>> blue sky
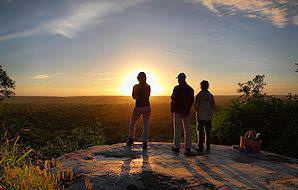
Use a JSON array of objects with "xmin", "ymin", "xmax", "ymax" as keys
[{"xmin": 0, "ymin": 0, "xmax": 297, "ymax": 96}]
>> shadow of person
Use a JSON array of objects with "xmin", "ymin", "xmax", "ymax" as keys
[
  {"xmin": 255, "ymin": 158, "xmax": 298, "ymax": 177},
  {"xmin": 141, "ymin": 151, "xmax": 150, "ymax": 173},
  {"xmin": 194, "ymin": 157, "xmax": 268, "ymax": 190},
  {"xmin": 178, "ymin": 155, "xmax": 220, "ymax": 189},
  {"xmin": 120, "ymin": 158, "xmax": 132, "ymax": 176}
]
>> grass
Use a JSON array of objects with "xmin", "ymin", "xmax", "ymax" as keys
[{"xmin": 0, "ymin": 131, "xmax": 93, "ymax": 190}]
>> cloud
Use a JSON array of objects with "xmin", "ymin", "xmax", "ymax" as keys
[
  {"xmin": 95, "ymin": 73, "xmax": 114, "ymax": 82},
  {"xmin": 247, "ymin": 14, "xmax": 258, "ymax": 19},
  {"xmin": 32, "ymin": 74, "xmax": 49, "ymax": 80},
  {"xmin": 96, "ymin": 72, "xmax": 114, "ymax": 76},
  {"xmin": 0, "ymin": 0, "xmax": 145, "ymax": 41},
  {"xmin": 97, "ymin": 77, "xmax": 114, "ymax": 81},
  {"xmin": 0, "ymin": 27, "xmax": 42, "ymax": 41},
  {"xmin": 185, "ymin": 0, "xmax": 296, "ymax": 28},
  {"xmin": 293, "ymin": 15, "xmax": 298, "ymax": 25},
  {"xmin": 200, "ymin": 0, "xmax": 220, "ymax": 14}
]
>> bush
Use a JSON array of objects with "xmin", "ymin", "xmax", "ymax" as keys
[
  {"xmin": 212, "ymin": 95, "xmax": 298, "ymax": 157},
  {"xmin": 41, "ymin": 121, "xmax": 106, "ymax": 159}
]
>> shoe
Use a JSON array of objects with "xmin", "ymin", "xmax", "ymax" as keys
[
  {"xmin": 142, "ymin": 141, "xmax": 148, "ymax": 151},
  {"xmin": 196, "ymin": 147, "xmax": 204, "ymax": 154},
  {"xmin": 184, "ymin": 148, "xmax": 192, "ymax": 156},
  {"xmin": 205, "ymin": 145, "xmax": 211, "ymax": 153},
  {"xmin": 126, "ymin": 137, "xmax": 134, "ymax": 147},
  {"xmin": 171, "ymin": 147, "xmax": 180, "ymax": 153}
]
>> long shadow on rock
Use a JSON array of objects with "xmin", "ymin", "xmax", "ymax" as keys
[{"xmin": 194, "ymin": 157, "xmax": 268, "ymax": 190}]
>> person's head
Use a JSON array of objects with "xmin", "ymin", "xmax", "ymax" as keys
[
  {"xmin": 200, "ymin": 80, "xmax": 209, "ymax": 91},
  {"xmin": 177, "ymin": 73, "xmax": 186, "ymax": 85},
  {"xmin": 137, "ymin": 72, "xmax": 147, "ymax": 84}
]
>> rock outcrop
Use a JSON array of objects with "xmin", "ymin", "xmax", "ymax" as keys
[{"xmin": 56, "ymin": 142, "xmax": 298, "ymax": 190}]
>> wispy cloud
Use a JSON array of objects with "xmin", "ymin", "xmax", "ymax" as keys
[
  {"xmin": 45, "ymin": 0, "xmax": 144, "ymax": 38},
  {"xmin": 32, "ymin": 74, "xmax": 49, "ymax": 80},
  {"xmin": 96, "ymin": 72, "xmax": 114, "ymax": 76},
  {"xmin": 0, "ymin": 0, "xmax": 144, "ymax": 41},
  {"xmin": 184, "ymin": 0, "xmax": 297, "ymax": 28},
  {"xmin": 97, "ymin": 77, "xmax": 114, "ymax": 81},
  {"xmin": 95, "ymin": 73, "xmax": 114, "ymax": 83},
  {"xmin": 0, "ymin": 28, "xmax": 42, "ymax": 41}
]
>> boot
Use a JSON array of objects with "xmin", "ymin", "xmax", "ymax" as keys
[
  {"xmin": 196, "ymin": 145, "xmax": 204, "ymax": 154},
  {"xmin": 184, "ymin": 148, "xmax": 192, "ymax": 156},
  {"xmin": 171, "ymin": 147, "xmax": 180, "ymax": 153},
  {"xmin": 205, "ymin": 145, "xmax": 211, "ymax": 153},
  {"xmin": 142, "ymin": 141, "xmax": 148, "ymax": 151},
  {"xmin": 126, "ymin": 137, "xmax": 134, "ymax": 147}
]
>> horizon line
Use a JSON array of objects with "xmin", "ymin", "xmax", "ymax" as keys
[{"xmin": 11, "ymin": 94, "xmax": 292, "ymax": 98}]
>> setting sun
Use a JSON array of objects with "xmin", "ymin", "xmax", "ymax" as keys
[{"xmin": 119, "ymin": 70, "xmax": 162, "ymax": 96}]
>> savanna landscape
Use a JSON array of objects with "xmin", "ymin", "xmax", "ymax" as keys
[
  {"xmin": 1, "ymin": 75, "xmax": 297, "ymax": 189},
  {"xmin": 1, "ymin": 0, "xmax": 298, "ymax": 189}
]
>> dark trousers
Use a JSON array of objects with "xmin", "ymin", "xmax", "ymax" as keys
[{"xmin": 197, "ymin": 120, "xmax": 212, "ymax": 149}]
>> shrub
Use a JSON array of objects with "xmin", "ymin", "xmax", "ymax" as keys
[
  {"xmin": 212, "ymin": 95, "xmax": 298, "ymax": 157},
  {"xmin": 41, "ymin": 121, "xmax": 106, "ymax": 159}
]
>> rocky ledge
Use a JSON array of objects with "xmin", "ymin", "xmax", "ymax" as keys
[{"xmin": 56, "ymin": 142, "xmax": 298, "ymax": 190}]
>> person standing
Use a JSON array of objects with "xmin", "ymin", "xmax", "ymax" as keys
[
  {"xmin": 127, "ymin": 72, "xmax": 151, "ymax": 151},
  {"xmin": 194, "ymin": 80, "xmax": 215, "ymax": 153},
  {"xmin": 171, "ymin": 73, "xmax": 194, "ymax": 155}
]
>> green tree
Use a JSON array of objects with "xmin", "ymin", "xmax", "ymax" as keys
[
  {"xmin": 0, "ymin": 66, "xmax": 15, "ymax": 101},
  {"xmin": 237, "ymin": 74, "xmax": 265, "ymax": 97}
]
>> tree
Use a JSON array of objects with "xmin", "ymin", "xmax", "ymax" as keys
[
  {"xmin": 237, "ymin": 74, "xmax": 266, "ymax": 97},
  {"xmin": 0, "ymin": 65, "xmax": 15, "ymax": 101}
]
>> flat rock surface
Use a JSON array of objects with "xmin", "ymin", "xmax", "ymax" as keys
[{"xmin": 56, "ymin": 142, "xmax": 298, "ymax": 190}]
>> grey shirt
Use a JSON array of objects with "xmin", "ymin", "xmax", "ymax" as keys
[{"xmin": 194, "ymin": 90, "xmax": 215, "ymax": 121}]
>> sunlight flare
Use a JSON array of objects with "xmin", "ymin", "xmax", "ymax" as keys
[{"xmin": 119, "ymin": 69, "xmax": 162, "ymax": 96}]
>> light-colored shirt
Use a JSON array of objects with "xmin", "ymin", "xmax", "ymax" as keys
[{"xmin": 194, "ymin": 90, "xmax": 215, "ymax": 121}]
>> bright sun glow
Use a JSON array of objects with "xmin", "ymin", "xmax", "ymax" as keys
[{"xmin": 119, "ymin": 70, "xmax": 162, "ymax": 96}]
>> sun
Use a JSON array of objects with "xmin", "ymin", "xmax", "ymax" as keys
[{"xmin": 119, "ymin": 70, "xmax": 162, "ymax": 96}]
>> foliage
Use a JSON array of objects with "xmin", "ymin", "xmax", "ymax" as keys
[
  {"xmin": 0, "ymin": 131, "xmax": 88, "ymax": 190},
  {"xmin": 237, "ymin": 74, "xmax": 265, "ymax": 97},
  {"xmin": 0, "ymin": 65, "xmax": 15, "ymax": 101},
  {"xmin": 0, "ymin": 132, "xmax": 56, "ymax": 190},
  {"xmin": 1, "ymin": 164, "xmax": 58, "ymax": 190},
  {"xmin": 0, "ymin": 103, "xmax": 171, "ymax": 158},
  {"xmin": 1, "ymin": 92, "xmax": 297, "ymax": 159},
  {"xmin": 212, "ymin": 95, "xmax": 298, "ymax": 157},
  {"xmin": 0, "ymin": 131, "xmax": 32, "ymax": 170},
  {"xmin": 41, "ymin": 122, "xmax": 106, "ymax": 159}
]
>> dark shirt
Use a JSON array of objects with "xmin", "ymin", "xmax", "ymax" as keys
[
  {"xmin": 132, "ymin": 83, "xmax": 151, "ymax": 107},
  {"xmin": 171, "ymin": 82, "xmax": 194, "ymax": 115}
]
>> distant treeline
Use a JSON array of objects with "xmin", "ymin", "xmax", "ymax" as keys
[
  {"xmin": 1, "ymin": 95, "xmax": 297, "ymax": 159},
  {"xmin": 5, "ymin": 95, "xmax": 236, "ymax": 105}
]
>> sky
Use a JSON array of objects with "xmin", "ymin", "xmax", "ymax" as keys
[{"xmin": 1, "ymin": 0, "xmax": 297, "ymax": 96}]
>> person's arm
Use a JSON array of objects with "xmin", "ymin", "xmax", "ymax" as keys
[
  {"xmin": 170, "ymin": 87, "xmax": 177, "ymax": 113},
  {"xmin": 132, "ymin": 85, "xmax": 138, "ymax": 99},
  {"xmin": 194, "ymin": 94, "xmax": 200, "ymax": 120},
  {"xmin": 148, "ymin": 85, "xmax": 151, "ymax": 97},
  {"xmin": 211, "ymin": 94, "xmax": 215, "ymax": 112},
  {"xmin": 190, "ymin": 89, "xmax": 194, "ymax": 107},
  {"xmin": 194, "ymin": 94, "xmax": 200, "ymax": 111}
]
